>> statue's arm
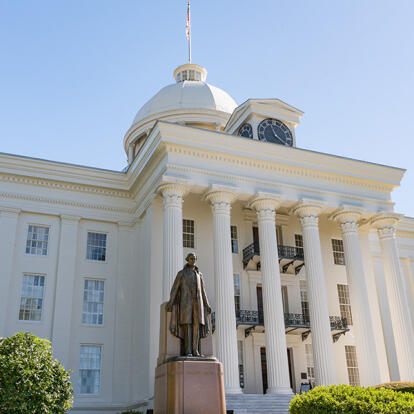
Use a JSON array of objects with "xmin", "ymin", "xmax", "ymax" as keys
[
  {"xmin": 200, "ymin": 274, "xmax": 211, "ymax": 313},
  {"xmin": 167, "ymin": 272, "xmax": 181, "ymax": 311}
]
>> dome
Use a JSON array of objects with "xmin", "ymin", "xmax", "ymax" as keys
[
  {"xmin": 124, "ymin": 63, "xmax": 238, "ymax": 163},
  {"xmin": 131, "ymin": 63, "xmax": 237, "ymax": 127}
]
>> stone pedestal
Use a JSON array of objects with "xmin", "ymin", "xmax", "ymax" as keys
[
  {"xmin": 154, "ymin": 360, "xmax": 226, "ymax": 414},
  {"xmin": 154, "ymin": 303, "xmax": 225, "ymax": 414}
]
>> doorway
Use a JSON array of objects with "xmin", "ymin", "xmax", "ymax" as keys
[{"xmin": 260, "ymin": 347, "xmax": 295, "ymax": 393}]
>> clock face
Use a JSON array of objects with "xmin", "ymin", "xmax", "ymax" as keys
[
  {"xmin": 238, "ymin": 123, "xmax": 253, "ymax": 138},
  {"xmin": 257, "ymin": 119, "xmax": 293, "ymax": 146}
]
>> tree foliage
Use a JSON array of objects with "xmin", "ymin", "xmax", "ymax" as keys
[
  {"xmin": 0, "ymin": 332, "xmax": 73, "ymax": 413},
  {"xmin": 289, "ymin": 384, "xmax": 414, "ymax": 414}
]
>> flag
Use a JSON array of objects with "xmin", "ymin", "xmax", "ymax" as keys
[{"xmin": 186, "ymin": 1, "xmax": 191, "ymax": 40}]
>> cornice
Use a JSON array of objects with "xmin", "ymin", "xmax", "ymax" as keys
[
  {"xmin": 162, "ymin": 140, "xmax": 398, "ymax": 193},
  {"xmin": 165, "ymin": 164, "xmax": 395, "ymax": 211},
  {"xmin": 0, "ymin": 173, "xmax": 131, "ymax": 199},
  {"xmin": 0, "ymin": 190, "xmax": 135, "ymax": 214}
]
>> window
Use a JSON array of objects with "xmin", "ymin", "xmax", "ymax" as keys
[
  {"xmin": 237, "ymin": 340, "xmax": 245, "ymax": 389},
  {"xmin": 337, "ymin": 284, "xmax": 353, "ymax": 325},
  {"xmin": 19, "ymin": 275, "xmax": 45, "ymax": 321},
  {"xmin": 231, "ymin": 225, "xmax": 238, "ymax": 253},
  {"xmin": 82, "ymin": 280, "xmax": 105, "ymax": 325},
  {"xmin": 86, "ymin": 232, "xmax": 107, "ymax": 261},
  {"xmin": 281, "ymin": 285, "xmax": 289, "ymax": 314},
  {"xmin": 183, "ymin": 219, "xmax": 194, "ymax": 248},
  {"xmin": 234, "ymin": 274, "xmax": 241, "ymax": 316},
  {"xmin": 276, "ymin": 225, "xmax": 283, "ymax": 246},
  {"xmin": 345, "ymin": 345, "xmax": 360, "ymax": 386},
  {"xmin": 78, "ymin": 345, "xmax": 102, "ymax": 394},
  {"xmin": 295, "ymin": 234, "xmax": 304, "ymax": 257},
  {"xmin": 300, "ymin": 280, "xmax": 310, "ymax": 323},
  {"xmin": 305, "ymin": 344, "xmax": 315, "ymax": 387},
  {"xmin": 25, "ymin": 225, "xmax": 49, "ymax": 255},
  {"xmin": 332, "ymin": 239, "xmax": 345, "ymax": 265}
]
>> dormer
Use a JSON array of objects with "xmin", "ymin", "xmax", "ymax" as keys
[{"xmin": 224, "ymin": 99, "xmax": 303, "ymax": 147}]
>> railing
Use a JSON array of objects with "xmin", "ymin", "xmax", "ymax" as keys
[
  {"xmin": 242, "ymin": 242, "xmax": 304, "ymax": 266},
  {"xmin": 212, "ymin": 310, "xmax": 347, "ymax": 331}
]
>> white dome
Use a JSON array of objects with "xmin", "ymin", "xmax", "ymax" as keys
[{"xmin": 131, "ymin": 63, "xmax": 237, "ymax": 127}]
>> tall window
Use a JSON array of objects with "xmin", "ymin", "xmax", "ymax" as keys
[
  {"xmin": 281, "ymin": 286, "xmax": 289, "ymax": 314},
  {"xmin": 19, "ymin": 275, "xmax": 45, "ymax": 321},
  {"xmin": 237, "ymin": 340, "xmax": 245, "ymax": 389},
  {"xmin": 86, "ymin": 232, "xmax": 107, "ymax": 261},
  {"xmin": 230, "ymin": 225, "xmax": 238, "ymax": 253},
  {"xmin": 25, "ymin": 225, "xmax": 49, "ymax": 256},
  {"xmin": 337, "ymin": 284, "xmax": 353, "ymax": 325},
  {"xmin": 305, "ymin": 343, "xmax": 315, "ymax": 386},
  {"xmin": 233, "ymin": 274, "xmax": 241, "ymax": 316},
  {"xmin": 78, "ymin": 345, "xmax": 102, "ymax": 394},
  {"xmin": 82, "ymin": 280, "xmax": 105, "ymax": 325},
  {"xmin": 183, "ymin": 219, "xmax": 195, "ymax": 248},
  {"xmin": 345, "ymin": 345, "xmax": 360, "ymax": 386},
  {"xmin": 300, "ymin": 280, "xmax": 310, "ymax": 322},
  {"xmin": 332, "ymin": 239, "xmax": 345, "ymax": 265},
  {"xmin": 295, "ymin": 234, "xmax": 304, "ymax": 257}
]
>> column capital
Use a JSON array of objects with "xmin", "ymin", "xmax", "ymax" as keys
[
  {"xmin": 330, "ymin": 207, "xmax": 364, "ymax": 234},
  {"xmin": 60, "ymin": 214, "xmax": 81, "ymax": 223},
  {"xmin": 0, "ymin": 207, "xmax": 21, "ymax": 218},
  {"xmin": 204, "ymin": 184, "xmax": 238, "ymax": 210},
  {"xmin": 371, "ymin": 212, "xmax": 402, "ymax": 240},
  {"xmin": 158, "ymin": 177, "xmax": 189, "ymax": 208},
  {"xmin": 291, "ymin": 199, "xmax": 324, "ymax": 227},
  {"xmin": 248, "ymin": 192, "xmax": 281, "ymax": 212}
]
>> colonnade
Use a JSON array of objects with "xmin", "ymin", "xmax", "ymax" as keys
[{"xmin": 157, "ymin": 182, "xmax": 414, "ymax": 392}]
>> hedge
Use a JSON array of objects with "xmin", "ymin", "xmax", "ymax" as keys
[
  {"xmin": 289, "ymin": 384, "xmax": 414, "ymax": 414},
  {"xmin": 0, "ymin": 332, "xmax": 73, "ymax": 414},
  {"xmin": 375, "ymin": 382, "xmax": 414, "ymax": 395}
]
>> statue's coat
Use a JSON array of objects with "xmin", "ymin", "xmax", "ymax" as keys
[{"xmin": 169, "ymin": 264, "xmax": 211, "ymax": 339}]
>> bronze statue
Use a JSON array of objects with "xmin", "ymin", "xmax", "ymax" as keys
[{"xmin": 166, "ymin": 252, "xmax": 211, "ymax": 356}]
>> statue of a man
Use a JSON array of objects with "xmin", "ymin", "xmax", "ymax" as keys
[{"xmin": 166, "ymin": 253, "xmax": 211, "ymax": 356}]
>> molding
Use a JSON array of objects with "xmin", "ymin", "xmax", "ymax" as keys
[
  {"xmin": 0, "ymin": 190, "xmax": 135, "ymax": 214},
  {"xmin": 0, "ymin": 173, "xmax": 131, "ymax": 199}
]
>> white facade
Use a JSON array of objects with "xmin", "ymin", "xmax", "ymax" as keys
[{"xmin": 1, "ymin": 63, "xmax": 414, "ymax": 413}]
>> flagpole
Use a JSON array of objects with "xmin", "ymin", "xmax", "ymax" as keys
[{"xmin": 187, "ymin": 1, "xmax": 191, "ymax": 63}]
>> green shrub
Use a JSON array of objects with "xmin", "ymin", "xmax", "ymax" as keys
[
  {"xmin": 375, "ymin": 382, "xmax": 414, "ymax": 395},
  {"xmin": 0, "ymin": 332, "xmax": 73, "ymax": 413},
  {"xmin": 289, "ymin": 384, "xmax": 414, "ymax": 414}
]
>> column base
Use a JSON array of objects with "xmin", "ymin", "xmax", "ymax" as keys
[
  {"xmin": 225, "ymin": 386, "xmax": 243, "ymax": 394},
  {"xmin": 266, "ymin": 385, "xmax": 293, "ymax": 395}
]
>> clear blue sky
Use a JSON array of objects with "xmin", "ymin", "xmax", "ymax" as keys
[{"xmin": 1, "ymin": 1, "xmax": 413, "ymax": 216}]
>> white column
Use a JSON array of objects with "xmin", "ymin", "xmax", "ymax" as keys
[
  {"xmin": 51, "ymin": 215, "xmax": 80, "ymax": 368},
  {"xmin": 250, "ymin": 194, "xmax": 291, "ymax": 394},
  {"xmin": 292, "ymin": 201, "xmax": 337, "ymax": 385},
  {"xmin": 0, "ymin": 207, "xmax": 20, "ymax": 336},
  {"xmin": 372, "ymin": 213, "xmax": 414, "ymax": 380},
  {"xmin": 159, "ymin": 182, "xmax": 187, "ymax": 301},
  {"xmin": 332, "ymin": 209, "xmax": 381, "ymax": 385},
  {"xmin": 205, "ymin": 185, "xmax": 241, "ymax": 394}
]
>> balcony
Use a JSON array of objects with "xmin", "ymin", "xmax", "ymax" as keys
[
  {"xmin": 242, "ymin": 242, "xmax": 305, "ymax": 274},
  {"xmin": 212, "ymin": 311, "xmax": 349, "ymax": 342}
]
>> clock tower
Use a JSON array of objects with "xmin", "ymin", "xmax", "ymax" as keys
[{"xmin": 224, "ymin": 98, "xmax": 303, "ymax": 147}]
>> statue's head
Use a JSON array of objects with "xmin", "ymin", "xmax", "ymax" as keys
[{"xmin": 185, "ymin": 252, "xmax": 197, "ymax": 266}]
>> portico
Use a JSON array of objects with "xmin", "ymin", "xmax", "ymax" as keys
[{"xmin": 151, "ymin": 132, "xmax": 407, "ymax": 392}]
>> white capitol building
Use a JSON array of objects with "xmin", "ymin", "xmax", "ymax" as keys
[{"xmin": 1, "ymin": 62, "xmax": 414, "ymax": 413}]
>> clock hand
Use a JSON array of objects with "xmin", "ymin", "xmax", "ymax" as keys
[{"xmin": 270, "ymin": 125, "xmax": 284, "ymax": 145}]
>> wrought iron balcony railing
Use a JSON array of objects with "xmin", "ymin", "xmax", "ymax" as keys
[
  {"xmin": 242, "ymin": 242, "xmax": 305, "ymax": 273},
  {"xmin": 212, "ymin": 310, "xmax": 348, "ymax": 332}
]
